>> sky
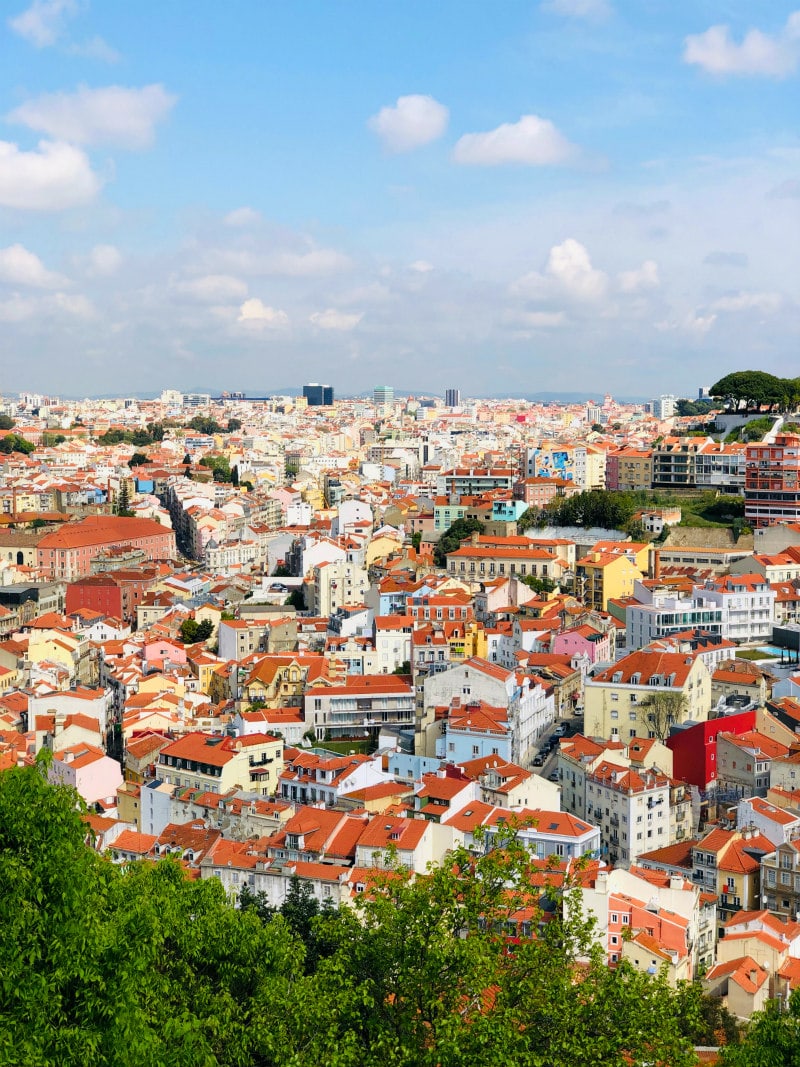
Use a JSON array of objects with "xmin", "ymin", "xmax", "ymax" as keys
[{"xmin": 0, "ymin": 0, "xmax": 798, "ymax": 400}]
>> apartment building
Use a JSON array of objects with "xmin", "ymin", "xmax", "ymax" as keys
[
  {"xmin": 157, "ymin": 732, "xmax": 284, "ymax": 796},
  {"xmin": 745, "ymin": 433, "xmax": 800, "ymax": 528},
  {"xmin": 584, "ymin": 648, "xmax": 711, "ymax": 744}
]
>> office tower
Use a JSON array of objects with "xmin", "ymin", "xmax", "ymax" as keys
[
  {"xmin": 374, "ymin": 385, "xmax": 394, "ymax": 407},
  {"xmin": 303, "ymin": 383, "xmax": 334, "ymax": 406},
  {"xmin": 650, "ymin": 395, "xmax": 676, "ymax": 419},
  {"xmin": 445, "ymin": 388, "xmax": 461, "ymax": 408}
]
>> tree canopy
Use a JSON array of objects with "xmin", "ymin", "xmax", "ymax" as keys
[
  {"xmin": 0, "ymin": 432, "xmax": 35, "ymax": 455},
  {"xmin": 546, "ymin": 489, "xmax": 639, "ymax": 531},
  {"xmin": 434, "ymin": 517, "xmax": 484, "ymax": 567},
  {"xmin": 0, "ymin": 761, "xmax": 759, "ymax": 1067},
  {"xmin": 709, "ymin": 371, "xmax": 800, "ymax": 414}
]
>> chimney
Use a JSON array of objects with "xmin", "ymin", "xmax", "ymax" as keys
[{"xmin": 750, "ymin": 968, "xmax": 758, "ymax": 986}]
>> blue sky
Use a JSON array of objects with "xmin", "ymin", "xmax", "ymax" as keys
[{"xmin": 0, "ymin": 0, "xmax": 798, "ymax": 398}]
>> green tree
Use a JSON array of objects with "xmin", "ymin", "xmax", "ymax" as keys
[
  {"xmin": 128, "ymin": 452, "xmax": 149, "ymax": 467},
  {"xmin": 200, "ymin": 454, "xmax": 233, "ymax": 483},
  {"xmin": 231, "ymin": 464, "xmax": 240, "ymax": 487},
  {"xmin": 0, "ymin": 763, "xmax": 711, "ymax": 1067},
  {"xmin": 115, "ymin": 481, "xmax": 135, "ymax": 517},
  {"xmin": 286, "ymin": 588, "xmax": 305, "ymax": 610},
  {"xmin": 675, "ymin": 398, "xmax": 715, "ymax": 417},
  {"xmin": 721, "ymin": 988, "xmax": 800, "ymax": 1066},
  {"xmin": 0, "ymin": 432, "xmax": 35, "ymax": 455},
  {"xmin": 186, "ymin": 415, "xmax": 223, "ymax": 435},
  {"xmin": 195, "ymin": 619, "xmax": 214, "ymax": 641},
  {"xmin": 547, "ymin": 489, "xmax": 637, "ymax": 531},
  {"xmin": 674, "ymin": 984, "xmax": 740, "ymax": 1048},
  {"xmin": 301, "ymin": 831, "xmax": 701, "ymax": 1067},
  {"xmin": 227, "ymin": 417, "xmax": 242, "ymax": 432},
  {"xmin": 179, "ymin": 618, "xmax": 200, "ymax": 643},
  {"xmin": 638, "ymin": 690, "xmax": 688, "ymax": 741},
  {"xmin": 434, "ymin": 516, "xmax": 484, "ymax": 567},
  {"xmin": 0, "ymin": 413, "xmax": 15, "ymax": 429},
  {"xmin": 521, "ymin": 574, "xmax": 555, "ymax": 595},
  {"xmin": 710, "ymin": 370, "xmax": 787, "ymax": 413}
]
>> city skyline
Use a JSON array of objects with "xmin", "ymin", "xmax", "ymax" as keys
[{"xmin": 1, "ymin": 1, "xmax": 797, "ymax": 397}]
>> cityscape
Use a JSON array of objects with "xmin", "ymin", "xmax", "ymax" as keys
[{"xmin": 2, "ymin": 1, "xmax": 798, "ymax": 1064}]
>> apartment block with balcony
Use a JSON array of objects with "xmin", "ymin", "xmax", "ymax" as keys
[
  {"xmin": 157, "ymin": 732, "xmax": 284, "ymax": 797},
  {"xmin": 692, "ymin": 827, "xmax": 773, "ymax": 928},
  {"xmin": 305, "ymin": 674, "xmax": 415, "ymax": 741},
  {"xmin": 745, "ymin": 433, "xmax": 800, "ymax": 528},
  {"xmin": 693, "ymin": 574, "xmax": 777, "ymax": 644},
  {"xmin": 584, "ymin": 761, "xmax": 672, "ymax": 868},
  {"xmin": 761, "ymin": 840, "xmax": 800, "ymax": 919}
]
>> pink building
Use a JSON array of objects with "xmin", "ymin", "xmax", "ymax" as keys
[
  {"xmin": 552, "ymin": 623, "xmax": 613, "ymax": 664},
  {"xmin": 49, "ymin": 742, "xmax": 123, "ymax": 807}
]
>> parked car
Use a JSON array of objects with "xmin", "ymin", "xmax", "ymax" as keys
[
  {"xmin": 532, "ymin": 753, "xmax": 545, "ymax": 767},
  {"xmin": 548, "ymin": 771, "xmax": 560, "ymax": 782}
]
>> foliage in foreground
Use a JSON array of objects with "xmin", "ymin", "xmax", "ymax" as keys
[{"xmin": 0, "ymin": 762, "xmax": 754, "ymax": 1066}]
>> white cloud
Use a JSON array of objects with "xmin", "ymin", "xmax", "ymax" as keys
[
  {"xmin": 86, "ymin": 244, "xmax": 122, "ymax": 277},
  {"xmin": 545, "ymin": 238, "xmax": 609, "ymax": 300},
  {"xmin": 0, "ymin": 139, "xmax": 101, "ymax": 210},
  {"xmin": 175, "ymin": 274, "xmax": 248, "ymax": 303},
  {"xmin": 0, "ymin": 294, "xmax": 37, "ymax": 322},
  {"xmin": 656, "ymin": 312, "xmax": 717, "ymax": 337},
  {"xmin": 237, "ymin": 298, "xmax": 288, "ymax": 328},
  {"xmin": 617, "ymin": 259, "xmax": 660, "ymax": 293},
  {"xmin": 711, "ymin": 290, "xmax": 783, "ymax": 313},
  {"xmin": 684, "ymin": 12, "xmax": 800, "ymax": 78},
  {"xmin": 68, "ymin": 35, "xmax": 120, "ymax": 63},
  {"xmin": 8, "ymin": 0, "xmax": 77, "ymax": 47},
  {"xmin": 409, "ymin": 259, "xmax": 434, "ymax": 273},
  {"xmin": 453, "ymin": 114, "xmax": 577, "ymax": 167},
  {"xmin": 8, "ymin": 84, "xmax": 177, "ymax": 149},
  {"xmin": 52, "ymin": 291, "xmax": 95, "ymax": 318},
  {"xmin": 309, "ymin": 308, "xmax": 364, "ymax": 331},
  {"xmin": 541, "ymin": 0, "xmax": 612, "ymax": 20},
  {"xmin": 215, "ymin": 246, "xmax": 351, "ymax": 277},
  {"xmin": 224, "ymin": 206, "xmax": 262, "ymax": 227},
  {"xmin": 368, "ymin": 94, "xmax": 449, "ymax": 153},
  {"xmin": 268, "ymin": 248, "xmax": 350, "ymax": 276},
  {"xmin": 0, "ymin": 244, "xmax": 67, "ymax": 288},
  {"xmin": 514, "ymin": 310, "xmax": 567, "ymax": 328}
]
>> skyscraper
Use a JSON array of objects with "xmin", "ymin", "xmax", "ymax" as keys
[
  {"xmin": 373, "ymin": 385, "xmax": 394, "ymax": 407},
  {"xmin": 445, "ymin": 388, "xmax": 461, "ymax": 408},
  {"xmin": 303, "ymin": 383, "xmax": 334, "ymax": 406}
]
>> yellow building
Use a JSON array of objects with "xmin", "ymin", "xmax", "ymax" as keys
[
  {"xmin": 157, "ymin": 731, "xmax": 284, "ymax": 796},
  {"xmin": 575, "ymin": 547, "xmax": 648, "ymax": 611},
  {"xmin": 585, "ymin": 648, "xmax": 711, "ymax": 743}
]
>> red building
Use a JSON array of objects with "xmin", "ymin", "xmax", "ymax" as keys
[
  {"xmin": 66, "ymin": 567, "xmax": 159, "ymax": 625},
  {"xmin": 745, "ymin": 433, "xmax": 800, "ymax": 528},
  {"xmin": 666, "ymin": 707, "xmax": 756, "ymax": 789},
  {"xmin": 37, "ymin": 516, "xmax": 176, "ymax": 581}
]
